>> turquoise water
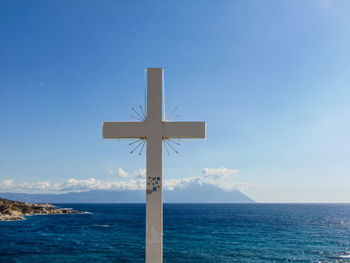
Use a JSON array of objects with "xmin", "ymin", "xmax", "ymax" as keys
[{"xmin": 1, "ymin": 204, "xmax": 350, "ymax": 262}]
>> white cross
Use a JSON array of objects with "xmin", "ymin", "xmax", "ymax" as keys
[{"xmin": 103, "ymin": 68, "xmax": 206, "ymax": 263}]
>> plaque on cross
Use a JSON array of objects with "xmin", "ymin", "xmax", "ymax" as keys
[{"xmin": 102, "ymin": 68, "xmax": 206, "ymax": 263}]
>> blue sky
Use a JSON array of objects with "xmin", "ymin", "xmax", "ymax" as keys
[{"xmin": 0, "ymin": 0, "xmax": 349, "ymax": 202}]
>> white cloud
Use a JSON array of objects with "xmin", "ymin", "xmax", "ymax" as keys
[
  {"xmin": 202, "ymin": 167, "xmax": 239, "ymax": 177},
  {"xmin": 0, "ymin": 167, "xmax": 259, "ymax": 193},
  {"xmin": 2, "ymin": 179, "xmax": 13, "ymax": 187},
  {"xmin": 56, "ymin": 177, "xmax": 146, "ymax": 191},
  {"xmin": 0, "ymin": 178, "xmax": 146, "ymax": 193},
  {"xmin": 107, "ymin": 168, "xmax": 146, "ymax": 179},
  {"xmin": 163, "ymin": 168, "xmax": 258, "ymax": 192},
  {"xmin": 18, "ymin": 181, "xmax": 51, "ymax": 190},
  {"xmin": 132, "ymin": 169, "xmax": 146, "ymax": 179},
  {"xmin": 117, "ymin": 168, "xmax": 129, "ymax": 178}
]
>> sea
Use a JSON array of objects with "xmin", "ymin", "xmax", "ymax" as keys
[{"xmin": 1, "ymin": 204, "xmax": 350, "ymax": 262}]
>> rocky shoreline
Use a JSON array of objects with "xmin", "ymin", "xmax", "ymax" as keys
[{"xmin": 0, "ymin": 198, "xmax": 83, "ymax": 221}]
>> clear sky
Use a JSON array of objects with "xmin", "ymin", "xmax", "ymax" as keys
[{"xmin": 0, "ymin": 0, "xmax": 349, "ymax": 202}]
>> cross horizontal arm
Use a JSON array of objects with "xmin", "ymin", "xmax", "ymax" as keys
[
  {"xmin": 162, "ymin": 121, "xmax": 206, "ymax": 139},
  {"xmin": 103, "ymin": 122, "xmax": 147, "ymax": 139}
]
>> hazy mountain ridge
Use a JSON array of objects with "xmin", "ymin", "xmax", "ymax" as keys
[{"xmin": 0, "ymin": 184, "xmax": 255, "ymax": 203}]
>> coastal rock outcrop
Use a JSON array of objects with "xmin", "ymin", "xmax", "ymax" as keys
[{"xmin": 0, "ymin": 198, "xmax": 82, "ymax": 221}]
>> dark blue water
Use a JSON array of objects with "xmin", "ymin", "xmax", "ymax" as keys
[{"xmin": 1, "ymin": 204, "xmax": 350, "ymax": 262}]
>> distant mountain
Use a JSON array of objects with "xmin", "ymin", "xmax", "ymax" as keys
[
  {"xmin": 0, "ymin": 184, "xmax": 255, "ymax": 203},
  {"xmin": 165, "ymin": 184, "xmax": 255, "ymax": 203}
]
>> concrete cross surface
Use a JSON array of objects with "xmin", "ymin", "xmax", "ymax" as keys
[{"xmin": 102, "ymin": 68, "xmax": 206, "ymax": 263}]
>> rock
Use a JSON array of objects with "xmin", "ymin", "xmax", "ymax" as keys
[{"xmin": 0, "ymin": 198, "xmax": 83, "ymax": 221}]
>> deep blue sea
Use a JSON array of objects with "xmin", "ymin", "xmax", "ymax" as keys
[{"xmin": 1, "ymin": 204, "xmax": 350, "ymax": 262}]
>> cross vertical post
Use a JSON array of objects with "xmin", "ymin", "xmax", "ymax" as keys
[{"xmin": 146, "ymin": 68, "xmax": 163, "ymax": 263}]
